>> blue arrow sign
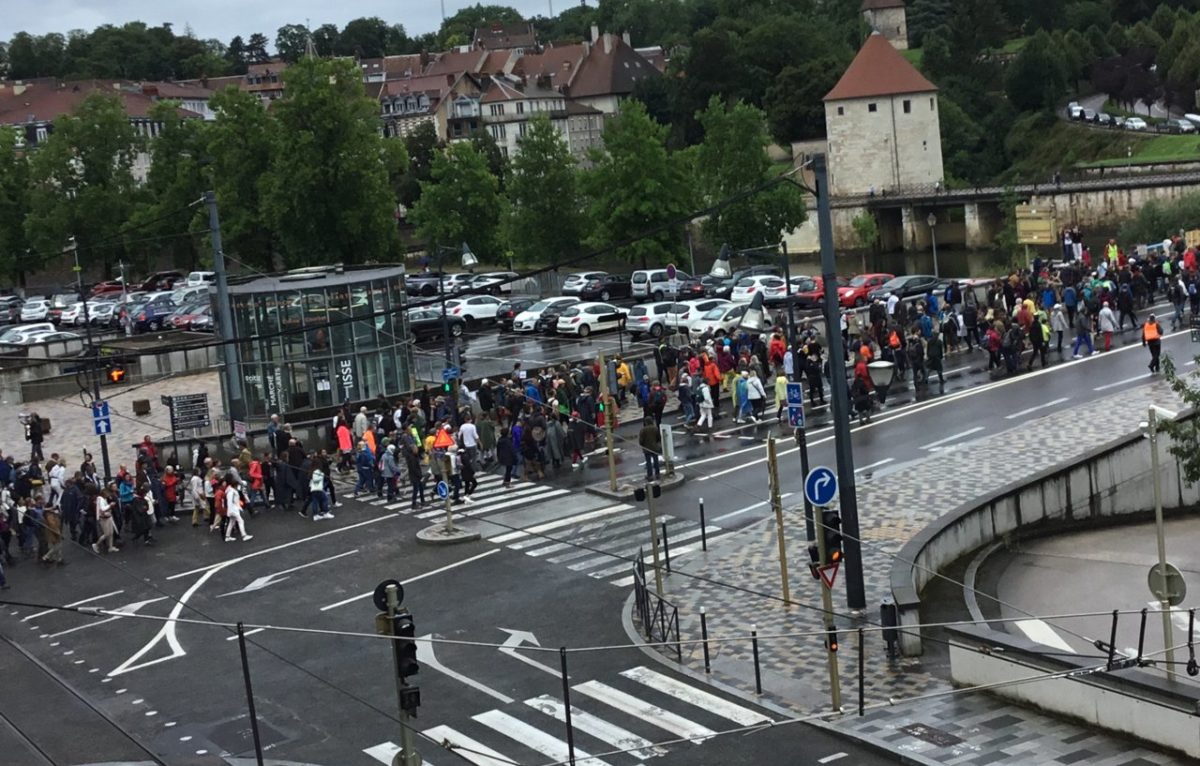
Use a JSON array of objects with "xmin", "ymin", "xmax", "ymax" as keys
[
  {"xmin": 93, "ymin": 417, "xmax": 112, "ymax": 436},
  {"xmin": 786, "ymin": 382, "xmax": 804, "ymax": 406},
  {"xmin": 788, "ymin": 405, "xmax": 805, "ymax": 428},
  {"xmin": 435, "ymin": 480, "xmax": 449, "ymax": 499},
  {"xmin": 804, "ymin": 466, "xmax": 838, "ymax": 507}
]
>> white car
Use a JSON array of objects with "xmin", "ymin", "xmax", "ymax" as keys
[
  {"xmin": 556, "ymin": 302, "xmax": 627, "ymax": 337},
  {"xmin": 467, "ymin": 271, "xmax": 520, "ymax": 295},
  {"xmin": 185, "ymin": 271, "xmax": 216, "ymax": 287},
  {"xmin": 1124, "ymin": 117, "xmax": 1148, "ymax": 131},
  {"xmin": 444, "ymin": 295, "xmax": 504, "ymax": 324},
  {"xmin": 626, "ymin": 302, "xmax": 675, "ymax": 339},
  {"xmin": 665, "ymin": 299, "xmax": 731, "ymax": 330},
  {"xmin": 0, "ymin": 328, "xmax": 64, "ymax": 345},
  {"xmin": 171, "ymin": 285, "xmax": 209, "ymax": 305},
  {"xmin": 58, "ymin": 302, "xmax": 86, "ymax": 325},
  {"xmin": 730, "ymin": 276, "xmax": 788, "ymax": 304},
  {"xmin": 688, "ymin": 304, "xmax": 748, "ymax": 338},
  {"xmin": 20, "ymin": 300, "xmax": 51, "ymax": 322},
  {"xmin": 561, "ymin": 271, "xmax": 608, "ymax": 296},
  {"xmin": 441, "ymin": 274, "xmax": 475, "ymax": 293},
  {"xmin": 0, "ymin": 323, "xmax": 55, "ymax": 343},
  {"xmin": 512, "ymin": 297, "xmax": 579, "ymax": 332}
]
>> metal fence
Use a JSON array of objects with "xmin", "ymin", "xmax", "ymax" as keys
[{"xmin": 632, "ymin": 548, "xmax": 682, "ymax": 662}]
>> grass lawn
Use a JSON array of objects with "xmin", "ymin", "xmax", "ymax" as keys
[
  {"xmin": 901, "ymin": 48, "xmax": 923, "ymax": 68},
  {"xmin": 1078, "ymin": 134, "xmax": 1200, "ymax": 167},
  {"xmin": 1000, "ymin": 37, "xmax": 1029, "ymax": 54}
]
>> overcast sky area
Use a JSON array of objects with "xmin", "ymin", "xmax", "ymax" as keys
[{"xmin": 5, "ymin": 1, "xmax": 572, "ymax": 43}]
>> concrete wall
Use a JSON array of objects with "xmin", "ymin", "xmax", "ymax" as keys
[
  {"xmin": 1031, "ymin": 184, "xmax": 1200, "ymax": 229},
  {"xmin": 865, "ymin": 7, "xmax": 908, "ymax": 49},
  {"xmin": 891, "ymin": 426, "xmax": 1200, "ymax": 656},
  {"xmin": 825, "ymin": 92, "xmax": 943, "ymax": 197},
  {"xmin": 948, "ymin": 624, "xmax": 1200, "ymax": 759}
]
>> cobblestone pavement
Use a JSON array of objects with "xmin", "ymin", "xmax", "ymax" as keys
[
  {"xmin": 641, "ymin": 379, "xmax": 1191, "ymax": 765},
  {"xmin": 7, "ymin": 371, "xmax": 224, "ymax": 466}
]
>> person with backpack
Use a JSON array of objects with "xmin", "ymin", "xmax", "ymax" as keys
[
  {"xmin": 638, "ymin": 417, "xmax": 662, "ymax": 482},
  {"xmin": 907, "ymin": 331, "xmax": 927, "ymax": 385},
  {"xmin": 1071, "ymin": 305, "xmax": 1095, "ymax": 358},
  {"xmin": 747, "ymin": 370, "xmax": 767, "ymax": 421},
  {"xmin": 1027, "ymin": 313, "xmax": 1049, "ymax": 370},
  {"xmin": 647, "ymin": 383, "xmax": 668, "ymax": 427},
  {"xmin": 1001, "ymin": 323, "xmax": 1024, "ymax": 373},
  {"xmin": 1097, "ymin": 300, "xmax": 1118, "ymax": 352}
]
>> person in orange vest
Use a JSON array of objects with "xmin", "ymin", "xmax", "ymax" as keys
[{"xmin": 1142, "ymin": 314, "xmax": 1162, "ymax": 373}]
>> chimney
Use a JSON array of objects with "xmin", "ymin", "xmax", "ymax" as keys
[
  {"xmin": 622, "ymin": 31, "xmax": 631, "ymax": 46},
  {"xmin": 590, "ymin": 25, "xmax": 599, "ymax": 43}
]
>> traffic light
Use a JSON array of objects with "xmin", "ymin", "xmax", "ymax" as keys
[
  {"xmin": 826, "ymin": 627, "xmax": 839, "ymax": 653},
  {"xmin": 807, "ymin": 543, "xmax": 821, "ymax": 580},
  {"xmin": 393, "ymin": 610, "xmax": 419, "ymax": 679},
  {"xmin": 107, "ymin": 364, "xmax": 128, "ymax": 383},
  {"xmin": 821, "ymin": 509, "xmax": 843, "ymax": 564},
  {"xmin": 597, "ymin": 397, "xmax": 605, "ymax": 412}
]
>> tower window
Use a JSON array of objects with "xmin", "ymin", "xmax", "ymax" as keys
[
  {"xmin": 930, "ymin": 97, "xmax": 935, "ymax": 110},
  {"xmin": 837, "ymin": 106, "xmax": 844, "ymax": 116},
  {"xmin": 903, "ymin": 100, "xmax": 911, "ymax": 114},
  {"xmin": 868, "ymin": 103, "xmax": 877, "ymax": 113}
]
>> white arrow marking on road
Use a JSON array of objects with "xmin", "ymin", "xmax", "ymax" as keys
[
  {"xmin": 23, "ymin": 590, "xmax": 124, "ymax": 622},
  {"xmin": 419, "ymin": 633, "xmax": 514, "ymax": 704},
  {"xmin": 1146, "ymin": 600, "xmax": 1193, "ymax": 634},
  {"xmin": 216, "ymin": 550, "xmax": 358, "ymax": 598},
  {"xmin": 499, "ymin": 628, "xmax": 561, "ymax": 677},
  {"xmin": 48, "ymin": 597, "xmax": 169, "ymax": 638}
]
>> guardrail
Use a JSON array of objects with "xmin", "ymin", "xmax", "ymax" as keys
[{"xmin": 632, "ymin": 548, "xmax": 682, "ymax": 662}]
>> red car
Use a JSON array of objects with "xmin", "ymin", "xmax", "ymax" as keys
[
  {"xmin": 837, "ymin": 273, "xmax": 894, "ymax": 308},
  {"xmin": 787, "ymin": 275, "xmax": 848, "ymax": 308},
  {"xmin": 90, "ymin": 280, "xmax": 126, "ymax": 297}
]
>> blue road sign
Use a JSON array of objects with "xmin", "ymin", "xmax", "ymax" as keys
[
  {"xmin": 435, "ymin": 480, "xmax": 449, "ymax": 499},
  {"xmin": 442, "ymin": 366, "xmax": 461, "ymax": 383},
  {"xmin": 788, "ymin": 405, "xmax": 805, "ymax": 428},
  {"xmin": 805, "ymin": 466, "xmax": 838, "ymax": 507},
  {"xmin": 93, "ymin": 417, "xmax": 112, "ymax": 436},
  {"xmin": 91, "ymin": 401, "xmax": 110, "ymax": 419},
  {"xmin": 786, "ymin": 382, "xmax": 805, "ymax": 406}
]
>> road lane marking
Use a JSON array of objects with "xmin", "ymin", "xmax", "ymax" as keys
[
  {"xmin": 620, "ymin": 666, "xmax": 772, "ymax": 726},
  {"xmin": 421, "ymin": 634, "xmax": 515, "ymax": 704},
  {"xmin": 22, "ymin": 590, "xmax": 124, "ymax": 622},
  {"xmin": 819, "ymin": 754, "xmax": 849, "ymax": 763},
  {"xmin": 47, "ymin": 597, "xmax": 170, "ymax": 638},
  {"xmin": 224, "ymin": 628, "xmax": 265, "ymax": 641},
  {"xmin": 216, "ymin": 550, "xmax": 359, "ymax": 598},
  {"xmin": 573, "ymin": 680, "xmax": 716, "ymax": 742},
  {"xmin": 525, "ymin": 695, "xmax": 666, "ymax": 760},
  {"xmin": 711, "ymin": 493, "xmax": 794, "ymax": 523},
  {"xmin": 1094, "ymin": 374, "xmax": 1152, "ymax": 391},
  {"xmin": 923, "ymin": 427, "xmax": 984, "ymax": 450},
  {"xmin": 319, "ymin": 549, "xmax": 500, "ymax": 611},
  {"xmin": 495, "ymin": 504, "xmax": 634, "ymax": 545},
  {"xmin": 1014, "ymin": 619, "xmax": 1075, "ymax": 653},
  {"xmin": 422, "ymin": 726, "xmax": 505, "ymax": 766},
  {"xmin": 473, "ymin": 709, "xmax": 611, "ymax": 766},
  {"xmin": 854, "ymin": 458, "xmax": 894, "ymax": 473},
  {"xmin": 364, "ymin": 742, "xmax": 434, "ymax": 765},
  {"xmin": 1004, "ymin": 397, "xmax": 1069, "ymax": 419}
]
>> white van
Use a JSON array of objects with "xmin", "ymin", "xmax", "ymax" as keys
[
  {"xmin": 631, "ymin": 268, "xmax": 692, "ymax": 301},
  {"xmin": 186, "ymin": 271, "xmax": 216, "ymax": 287}
]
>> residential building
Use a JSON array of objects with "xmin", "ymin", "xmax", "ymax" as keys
[
  {"xmin": 861, "ymin": 0, "xmax": 908, "ymax": 50},
  {"xmin": 479, "ymin": 75, "xmax": 567, "ymax": 157},
  {"xmin": 823, "ymin": 32, "xmax": 942, "ymax": 197},
  {"xmin": 244, "ymin": 62, "xmax": 288, "ymax": 103},
  {"xmin": 565, "ymin": 100, "xmax": 604, "ymax": 165},
  {"xmin": 473, "ymin": 22, "xmax": 537, "ymax": 54},
  {"xmin": 378, "ymin": 72, "xmax": 484, "ymax": 141},
  {"xmin": 140, "ymin": 81, "xmax": 216, "ymax": 120},
  {"xmin": 516, "ymin": 28, "xmax": 661, "ymax": 117}
]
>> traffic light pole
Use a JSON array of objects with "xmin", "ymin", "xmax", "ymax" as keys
[
  {"xmin": 74, "ymin": 242, "xmax": 112, "ymax": 482},
  {"xmin": 814, "ymin": 506, "xmax": 842, "ymax": 711},
  {"xmin": 385, "ymin": 584, "xmax": 421, "ymax": 766}
]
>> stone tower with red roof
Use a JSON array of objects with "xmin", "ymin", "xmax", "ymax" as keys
[
  {"xmin": 822, "ymin": 32, "xmax": 942, "ymax": 197},
  {"xmin": 861, "ymin": 0, "xmax": 908, "ymax": 50}
]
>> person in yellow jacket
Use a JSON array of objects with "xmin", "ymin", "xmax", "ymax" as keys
[
  {"xmin": 1105, "ymin": 239, "xmax": 1119, "ymax": 267},
  {"xmin": 614, "ymin": 357, "xmax": 632, "ymax": 402},
  {"xmin": 1142, "ymin": 314, "xmax": 1162, "ymax": 373},
  {"xmin": 773, "ymin": 372, "xmax": 789, "ymax": 422}
]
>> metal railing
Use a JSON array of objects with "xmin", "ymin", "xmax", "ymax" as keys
[{"xmin": 632, "ymin": 548, "xmax": 682, "ymax": 662}]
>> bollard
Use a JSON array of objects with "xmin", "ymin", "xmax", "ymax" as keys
[
  {"xmin": 560, "ymin": 647, "xmax": 576, "ymax": 766},
  {"xmin": 700, "ymin": 607, "xmax": 711, "ymax": 674},
  {"xmin": 661, "ymin": 522, "xmax": 671, "ymax": 573},
  {"xmin": 1137, "ymin": 607, "xmax": 1148, "ymax": 662},
  {"xmin": 857, "ymin": 627, "xmax": 865, "ymax": 716},
  {"xmin": 751, "ymin": 624, "xmax": 762, "ymax": 695},
  {"xmin": 1106, "ymin": 609, "xmax": 1118, "ymax": 670},
  {"xmin": 699, "ymin": 497, "xmax": 707, "ymax": 551}
]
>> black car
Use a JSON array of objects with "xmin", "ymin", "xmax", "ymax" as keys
[
  {"xmin": 674, "ymin": 277, "xmax": 706, "ymax": 300},
  {"xmin": 407, "ymin": 308, "xmax": 466, "ymax": 341},
  {"xmin": 538, "ymin": 301, "xmax": 577, "ymax": 334},
  {"xmin": 578, "ymin": 274, "xmax": 633, "ymax": 302},
  {"xmin": 496, "ymin": 298, "xmax": 536, "ymax": 332},
  {"xmin": 867, "ymin": 274, "xmax": 940, "ymax": 303},
  {"xmin": 405, "ymin": 271, "xmax": 447, "ymax": 297}
]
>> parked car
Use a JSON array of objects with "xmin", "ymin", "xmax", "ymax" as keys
[
  {"xmin": 171, "ymin": 285, "xmax": 209, "ymax": 306},
  {"xmin": 89, "ymin": 280, "xmax": 126, "ymax": 297},
  {"xmin": 687, "ymin": 303, "xmax": 748, "ymax": 338},
  {"xmin": 1067, "ymin": 102, "xmax": 1083, "ymax": 120},
  {"xmin": 407, "ymin": 308, "xmax": 465, "ymax": 341},
  {"xmin": 709, "ymin": 265, "xmax": 782, "ymax": 300},
  {"xmin": 631, "ymin": 268, "xmax": 695, "ymax": 301},
  {"xmin": 466, "ymin": 271, "xmax": 520, "ymax": 295},
  {"xmin": 561, "ymin": 271, "xmax": 609, "ymax": 296},
  {"xmin": 405, "ymin": 271, "xmax": 446, "ymax": 297},
  {"xmin": 867, "ymin": 274, "xmax": 940, "ymax": 302},
  {"xmin": 441, "ymin": 273, "xmax": 476, "ymax": 294},
  {"xmin": 0, "ymin": 323, "xmax": 55, "ymax": 343},
  {"xmin": 185, "ymin": 271, "xmax": 216, "ymax": 287},
  {"xmin": 555, "ymin": 302, "xmax": 627, "ymax": 337},
  {"xmin": 0, "ymin": 295, "xmax": 23, "ymax": 323},
  {"xmin": 48, "ymin": 293, "xmax": 78, "ymax": 323},
  {"xmin": 168, "ymin": 303, "xmax": 211, "ymax": 330},
  {"xmin": 626, "ymin": 302, "xmax": 675, "ymax": 339},
  {"xmin": 731, "ymin": 275, "xmax": 788, "ymax": 304},
  {"xmin": 496, "ymin": 298, "xmax": 537, "ymax": 332},
  {"xmin": 673, "ymin": 276, "xmax": 707, "ymax": 299},
  {"xmin": 88, "ymin": 302, "xmax": 117, "ymax": 326},
  {"xmin": 131, "ymin": 295, "xmax": 178, "ymax": 332},
  {"xmin": 444, "ymin": 294, "xmax": 504, "ymax": 324},
  {"xmin": 1124, "ymin": 117, "xmax": 1148, "ymax": 131},
  {"xmin": 58, "ymin": 302, "xmax": 87, "ymax": 326},
  {"xmin": 538, "ymin": 300, "xmax": 578, "ymax": 334},
  {"xmin": 838, "ymin": 273, "xmax": 894, "ymax": 307},
  {"xmin": 578, "ymin": 274, "xmax": 633, "ymax": 302},
  {"xmin": 512, "ymin": 297, "xmax": 579, "ymax": 333},
  {"xmin": 787, "ymin": 275, "xmax": 848, "ymax": 308},
  {"xmin": 20, "ymin": 299, "xmax": 51, "ymax": 322},
  {"xmin": 190, "ymin": 313, "xmax": 215, "ymax": 333},
  {"xmin": 1163, "ymin": 118, "xmax": 1196, "ymax": 134},
  {"xmin": 1081, "ymin": 108, "xmax": 1096, "ymax": 121},
  {"xmin": 1113, "ymin": 115, "xmax": 1126, "ymax": 128},
  {"xmin": 1095, "ymin": 112, "xmax": 1113, "ymax": 126},
  {"xmin": 664, "ymin": 299, "xmax": 731, "ymax": 331},
  {"xmin": 138, "ymin": 270, "xmax": 185, "ymax": 291},
  {"xmin": 16, "ymin": 330, "xmax": 80, "ymax": 344}
]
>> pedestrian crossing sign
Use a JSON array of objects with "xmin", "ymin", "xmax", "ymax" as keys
[{"xmin": 788, "ymin": 405, "xmax": 805, "ymax": 428}]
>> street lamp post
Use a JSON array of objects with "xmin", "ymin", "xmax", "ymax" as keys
[
  {"xmin": 435, "ymin": 242, "xmax": 477, "ymax": 372},
  {"xmin": 927, "ymin": 212, "xmax": 939, "ymax": 279}
]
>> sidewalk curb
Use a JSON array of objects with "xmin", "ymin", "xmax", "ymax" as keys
[
  {"xmin": 585, "ymin": 472, "xmax": 686, "ymax": 501},
  {"xmin": 619, "ymin": 590, "xmax": 940, "ymax": 766}
]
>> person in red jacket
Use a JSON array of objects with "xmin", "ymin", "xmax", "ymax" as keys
[
  {"xmin": 247, "ymin": 457, "xmax": 265, "ymax": 510},
  {"xmin": 767, "ymin": 330, "xmax": 786, "ymax": 372},
  {"xmin": 162, "ymin": 466, "xmax": 179, "ymax": 521}
]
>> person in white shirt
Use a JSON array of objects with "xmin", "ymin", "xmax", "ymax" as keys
[
  {"xmin": 188, "ymin": 469, "xmax": 205, "ymax": 527},
  {"xmin": 457, "ymin": 416, "xmax": 479, "ymax": 467},
  {"xmin": 224, "ymin": 476, "xmax": 252, "ymax": 541},
  {"xmin": 93, "ymin": 487, "xmax": 118, "ymax": 554},
  {"xmin": 47, "ymin": 456, "xmax": 65, "ymax": 506}
]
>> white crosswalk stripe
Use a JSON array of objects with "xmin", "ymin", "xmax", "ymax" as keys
[
  {"xmin": 524, "ymin": 695, "xmax": 667, "ymax": 760},
  {"xmin": 573, "ymin": 680, "xmax": 717, "ymax": 742},
  {"xmin": 496, "ymin": 503, "xmax": 634, "ymax": 545},
  {"xmin": 619, "ymin": 666, "xmax": 772, "ymax": 726},
  {"xmin": 473, "ymin": 709, "xmax": 612, "ymax": 766},
  {"xmin": 423, "ymin": 725, "xmax": 510, "ymax": 766},
  {"xmin": 363, "ymin": 741, "xmax": 434, "ymax": 765}
]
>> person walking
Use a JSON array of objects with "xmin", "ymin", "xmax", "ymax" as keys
[
  {"xmin": 926, "ymin": 332, "xmax": 945, "ymax": 385},
  {"xmin": 1143, "ymin": 313, "xmax": 1163, "ymax": 373},
  {"xmin": 307, "ymin": 464, "xmax": 331, "ymax": 520},
  {"xmin": 638, "ymin": 417, "xmax": 662, "ymax": 482},
  {"xmin": 695, "ymin": 377, "xmax": 715, "ymax": 433},
  {"xmin": 497, "ymin": 427, "xmax": 516, "ymax": 489},
  {"xmin": 1026, "ymin": 313, "xmax": 1049, "ymax": 370},
  {"xmin": 92, "ymin": 486, "xmax": 118, "ymax": 554},
  {"xmin": 42, "ymin": 504, "xmax": 64, "ymax": 564},
  {"xmin": 1071, "ymin": 306, "xmax": 1095, "ymax": 358},
  {"xmin": 746, "ymin": 370, "xmax": 767, "ymax": 422},
  {"xmin": 1097, "ymin": 301, "xmax": 1118, "ymax": 352},
  {"xmin": 224, "ymin": 476, "xmax": 252, "ymax": 541},
  {"xmin": 1050, "ymin": 303, "xmax": 1069, "ymax": 352},
  {"xmin": 26, "ymin": 412, "xmax": 44, "ymax": 463}
]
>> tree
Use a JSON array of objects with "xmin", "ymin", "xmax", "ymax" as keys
[
  {"xmin": 581, "ymin": 100, "xmax": 694, "ymax": 267},
  {"xmin": 1167, "ymin": 41, "xmax": 1200, "ymax": 112},
  {"xmin": 398, "ymin": 121, "xmax": 442, "ymax": 208},
  {"xmin": 226, "ymin": 35, "xmax": 249, "ymax": 74},
  {"xmin": 765, "ymin": 58, "xmax": 843, "ymax": 144},
  {"xmin": 1085, "ymin": 25, "xmax": 1115, "ymax": 59},
  {"xmin": 1161, "ymin": 352, "xmax": 1200, "ymax": 486},
  {"xmin": 504, "ymin": 114, "xmax": 583, "ymax": 266},
  {"xmin": 260, "ymin": 57, "xmax": 399, "ymax": 266},
  {"xmin": 439, "ymin": 4, "xmax": 524, "ymax": 47},
  {"xmin": 206, "ymin": 87, "xmax": 278, "ymax": 270},
  {"xmin": 471, "ymin": 130, "xmax": 508, "ymax": 188},
  {"xmin": 312, "ymin": 24, "xmax": 340, "ymax": 56},
  {"xmin": 694, "ymin": 97, "xmax": 805, "ymax": 250},
  {"xmin": 275, "ymin": 24, "xmax": 311, "ymax": 63},
  {"xmin": 336, "ymin": 17, "xmax": 391, "ymax": 58},
  {"xmin": 851, "ymin": 212, "xmax": 878, "ymax": 252},
  {"xmin": 245, "ymin": 33, "xmax": 270, "ymax": 63},
  {"xmin": 0, "ymin": 128, "xmax": 34, "ymax": 285},
  {"xmin": 939, "ymin": 95, "xmax": 985, "ymax": 184},
  {"xmin": 1128, "ymin": 21, "xmax": 1165, "ymax": 53},
  {"xmin": 907, "ymin": 0, "xmax": 954, "ymax": 47},
  {"xmin": 1066, "ymin": 2, "xmax": 1112, "ymax": 32},
  {"xmin": 24, "ymin": 93, "xmax": 142, "ymax": 276},
  {"xmin": 1004, "ymin": 30, "xmax": 1069, "ymax": 112},
  {"xmin": 1149, "ymin": 3, "xmax": 1178, "ymax": 40},
  {"xmin": 409, "ymin": 142, "xmax": 504, "ymax": 262},
  {"xmin": 921, "ymin": 28, "xmax": 955, "ymax": 81}
]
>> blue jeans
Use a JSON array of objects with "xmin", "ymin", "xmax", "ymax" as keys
[
  {"xmin": 308, "ymin": 490, "xmax": 329, "ymax": 516},
  {"xmin": 644, "ymin": 450, "xmax": 661, "ymax": 481},
  {"xmin": 680, "ymin": 399, "xmax": 695, "ymax": 422},
  {"xmin": 1071, "ymin": 331, "xmax": 1094, "ymax": 356},
  {"xmin": 354, "ymin": 467, "xmax": 372, "ymax": 494}
]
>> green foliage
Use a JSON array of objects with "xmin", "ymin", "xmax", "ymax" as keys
[
  {"xmin": 410, "ymin": 142, "xmax": 504, "ymax": 262},
  {"xmin": 438, "ymin": 4, "xmax": 524, "ymax": 48},
  {"xmin": 260, "ymin": 57, "xmax": 399, "ymax": 266},
  {"xmin": 398, "ymin": 122, "xmax": 442, "ymax": 208},
  {"xmin": 275, "ymin": 24, "xmax": 311, "ymax": 63},
  {"xmin": 694, "ymin": 97, "xmax": 805, "ymax": 250},
  {"xmin": 850, "ymin": 212, "xmax": 879, "ymax": 251},
  {"xmin": 1107, "ymin": 22, "xmax": 1132, "ymax": 53},
  {"xmin": 1005, "ymin": 30, "xmax": 1069, "ymax": 112},
  {"xmin": 764, "ymin": 57, "xmax": 846, "ymax": 145},
  {"xmin": 1160, "ymin": 354, "xmax": 1200, "ymax": 486},
  {"xmin": 1067, "ymin": 2, "xmax": 1112, "ymax": 32},
  {"xmin": 1118, "ymin": 191, "xmax": 1200, "ymax": 245},
  {"xmin": 0, "ymin": 128, "xmax": 34, "ymax": 284},
  {"xmin": 921, "ymin": 29, "xmax": 954, "ymax": 82},
  {"xmin": 907, "ymin": 0, "xmax": 954, "ymax": 48},
  {"xmin": 504, "ymin": 114, "xmax": 583, "ymax": 266},
  {"xmin": 582, "ymin": 100, "xmax": 693, "ymax": 267},
  {"xmin": 1085, "ymin": 24, "xmax": 1116, "ymax": 58},
  {"xmin": 939, "ymin": 96, "xmax": 985, "ymax": 185},
  {"xmin": 1128, "ymin": 20, "xmax": 1164, "ymax": 51},
  {"xmin": 1149, "ymin": 3, "xmax": 1178, "ymax": 39},
  {"xmin": 24, "ymin": 93, "xmax": 143, "ymax": 276}
]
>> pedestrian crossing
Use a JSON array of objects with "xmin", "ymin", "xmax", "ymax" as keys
[
  {"xmin": 362, "ymin": 664, "xmax": 772, "ymax": 765},
  {"xmin": 341, "ymin": 472, "xmax": 739, "ymax": 588}
]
